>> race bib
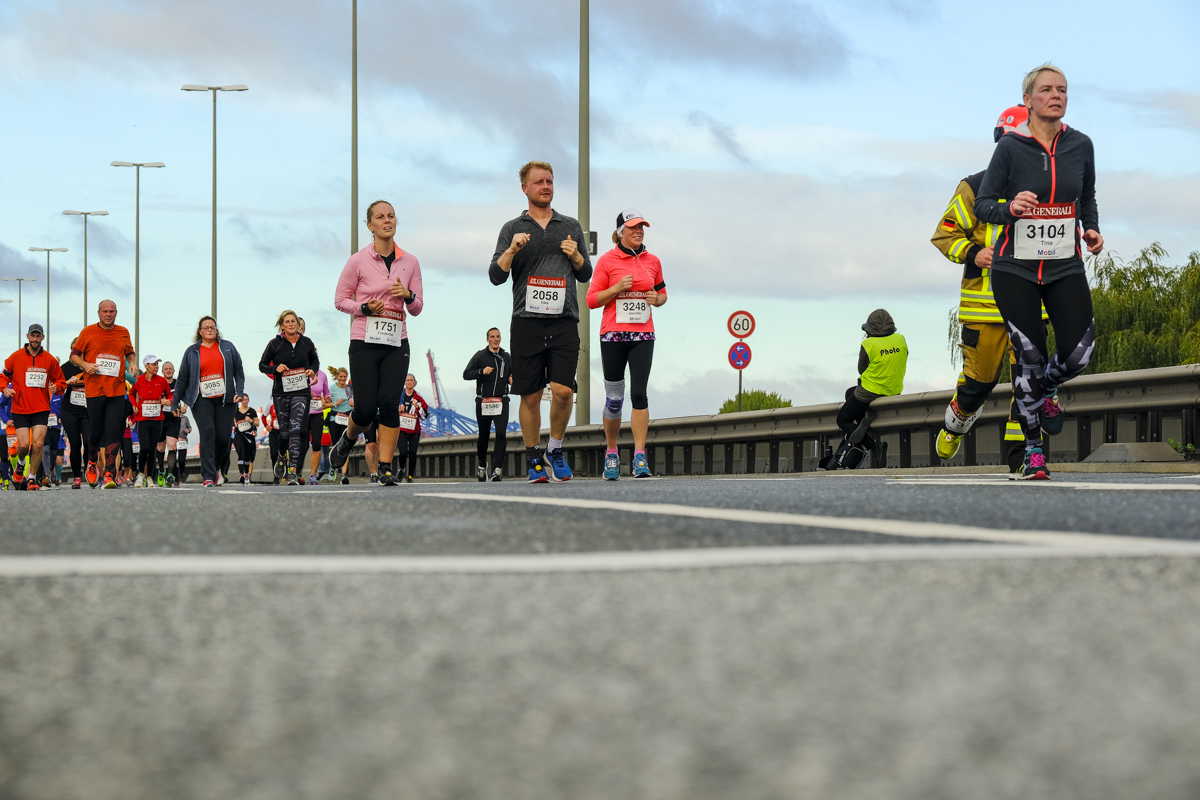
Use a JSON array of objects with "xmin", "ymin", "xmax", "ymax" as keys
[
  {"xmin": 200, "ymin": 373, "xmax": 225, "ymax": 398},
  {"xmin": 47, "ymin": 414, "xmax": 58, "ymax": 427},
  {"xmin": 237, "ymin": 421, "xmax": 253, "ymax": 433},
  {"xmin": 25, "ymin": 368, "xmax": 48, "ymax": 388},
  {"xmin": 526, "ymin": 276, "xmax": 566, "ymax": 315},
  {"xmin": 364, "ymin": 311, "xmax": 404, "ymax": 347},
  {"xmin": 95, "ymin": 354, "xmax": 121, "ymax": 377},
  {"xmin": 309, "ymin": 397, "xmax": 324, "ymax": 413},
  {"xmin": 1015, "ymin": 203, "xmax": 1076, "ymax": 260},
  {"xmin": 480, "ymin": 397, "xmax": 503, "ymax": 416},
  {"xmin": 132, "ymin": 441, "xmax": 140, "ymax": 454},
  {"xmin": 615, "ymin": 291, "xmax": 650, "ymax": 325},
  {"xmin": 6, "ymin": 435, "xmax": 15, "ymax": 448},
  {"xmin": 334, "ymin": 412, "xmax": 349, "ymax": 426},
  {"xmin": 177, "ymin": 439, "xmax": 188, "ymax": 450},
  {"xmin": 141, "ymin": 402, "xmax": 161, "ymax": 417},
  {"xmin": 70, "ymin": 389, "xmax": 87, "ymax": 407},
  {"xmin": 281, "ymin": 368, "xmax": 308, "ymax": 393},
  {"xmin": 398, "ymin": 412, "xmax": 418, "ymax": 432}
]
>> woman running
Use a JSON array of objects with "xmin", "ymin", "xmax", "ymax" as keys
[
  {"xmin": 396, "ymin": 373, "xmax": 429, "ymax": 482},
  {"xmin": 306, "ymin": 367, "xmax": 332, "ymax": 484},
  {"xmin": 59, "ymin": 338, "xmax": 91, "ymax": 488},
  {"xmin": 975, "ymin": 64, "xmax": 1102, "ymax": 481},
  {"xmin": 329, "ymin": 199, "xmax": 424, "ymax": 486},
  {"xmin": 129, "ymin": 354, "xmax": 172, "ymax": 487},
  {"xmin": 586, "ymin": 208, "xmax": 667, "ymax": 480},
  {"xmin": 233, "ymin": 394, "xmax": 258, "ymax": 484},
  {"xmin": 258, "ymin": 310, "xmax": 320, "ymax": 486},
  {"xmin": 172, "ymin": 316, "xmax": 247, "ymax": 488},
  {"xmin": 325, "ymin": 366, "xmax": 353, "ymax": 484}
]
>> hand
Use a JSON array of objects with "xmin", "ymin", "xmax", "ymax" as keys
[
  {"xmin": 2, "ymin": 387, "xmax": 13, "ymax": 398},
  {"xmin": 615, "ymin": 274, "xmax": 634, "ymax": 292},
  {"xmin": 483, "ymin": 366, "xmax": 494, "ymax": 375},
  {"xmin": 387, "ymin": 280, "xmax": 411, "ymax": 300},
  {"xmin": 305, "ymin": 370, "xmax": 315, "ymax": 379},
  {"xmin": 367, "ymin": 298, "xmax": 386, "ymax": 314},
  {"xmin": 1010, "ymin": 190, "xmax": 1039, "ymax": 216},
  {"xmin": 83, "ymin": 362, "xmax": 98, "ymax": 376},
  {"xmin": 645, "ymin": 289, "xmax": 659, "ymax": 307},
  {"xmin": 177, "ymin": 403, "xmax": 188, "ymax": 415},
  {"xmin": 976, "ymin": 246, "xmax": 994, "ymax": 269},
  {"xmin": 66, "ymin": 374, "xmax": 82, "ymax": 385},
  {"xmin": 276, "ymin": 364, "xmax": 288, "ymax": 373},
  {"xmin": 1084, "ymin": 229, "xmax": 1104, "ymax": 254},
  {"xmin": 509, "ymin": 233, "xmax": 531, "ymax": 253},
  {"xmin": 561, "ymin": 235, "xmax": 578, "ymax": 260}
]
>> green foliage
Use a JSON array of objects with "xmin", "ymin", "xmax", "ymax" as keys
[
  {"xmin": 719, "ymin": 389, "xmax": 793, "ymax": 414},
  {"xmin": 1167, "ymin": 438, "xmax": 1196, "ymax": 456}
]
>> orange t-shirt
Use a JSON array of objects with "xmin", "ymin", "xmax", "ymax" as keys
[
  {"xmin": 71, "ymin": 323, "xmax": 135, "ymax": 398},
  {"xmin": 1, "ymin": 346, "xmax": 66, "ymax": 414}
]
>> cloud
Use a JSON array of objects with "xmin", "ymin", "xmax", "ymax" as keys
[
  {"xmin": 0, "ymin": 242, "xmax": 41, "ymax": 279},
  {"xmin": 687, "ymin": 111, "xmax": 753, "ymax": 165},
  {"xmin": 226, "ymin": 214, "xmax": 345, "ymax": 262},
  {"xmin": 1102, "ymin": 90, "xmax": 1200, "ymax": 134}
]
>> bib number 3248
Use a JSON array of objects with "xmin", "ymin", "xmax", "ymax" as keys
[
  {"xmin": 615, "ymin": 292, "xmax": 650, "ymax": 325},
  {"xmin": 1015, "ymin": 203, "xmax": 1075, "ymax": 260},
  {"xmin": 526, "ymin": 276, "xmax": 566, "ymax": 315}
]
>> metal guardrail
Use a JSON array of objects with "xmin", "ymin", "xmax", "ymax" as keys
[{"xmin": 355, "ymin": 365, "xmax": 1200, "ymax": 480}]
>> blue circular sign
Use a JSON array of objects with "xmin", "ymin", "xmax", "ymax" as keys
[{"xmin": 728, "ymin": 342, "xmax": 752, "ymax": 371}]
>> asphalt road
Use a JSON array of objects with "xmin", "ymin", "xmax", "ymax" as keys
[{"xmin": 3, "ymin": 473, "xmax": 1200, "ymax": 799}]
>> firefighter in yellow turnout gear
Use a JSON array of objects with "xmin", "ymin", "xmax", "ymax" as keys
[{"xmin": 931, "ymin": 105, "xmax": 1042, "ymax": 472}]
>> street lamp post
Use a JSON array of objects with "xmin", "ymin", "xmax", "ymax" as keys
[
  {"xmin": 62, "ymin": 210, "xmax": 109, "ymax": 327},
  {"xmin": 3, "ymin": 278, "xmax": 37, "ymax": 349},
  {"xmin": 576, "ymin": 0, "xmax": 592, "ymax": 425},
  {"xmin": 27, "ymin": 247, "xmax": 68, "ymax": 352},
  {"xmin": 111, "ymin": 161, "xmax": 165, "ymax": 358},
  {"xmin": 351, "ymin": 0, "xmax": 358, "ymax": 256},
  {"xmin": 181, "ymin": 83, "xmax": 248, "ymax": 319}
]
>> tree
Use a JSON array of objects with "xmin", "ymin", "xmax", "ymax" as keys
[{"xmin": 718, "ymin": 390, "xmax": 792, "ymax": 414}]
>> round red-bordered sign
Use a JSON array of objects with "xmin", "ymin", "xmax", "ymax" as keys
[
  {"xmin": 727, "ymin": 310, "xmax": 755, "ymax": 339},
  {"xmin": 728, "ymin": 341, "xmax": 752, "ymax": 371}
]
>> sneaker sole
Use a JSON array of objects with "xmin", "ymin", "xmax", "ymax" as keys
[{"xmin": 528, "ymin": 475, "xmax": 549, "ymax": 483}]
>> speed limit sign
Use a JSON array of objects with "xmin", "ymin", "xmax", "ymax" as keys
[{"xmin": 728, "ymin": 310, "xmax": 755, "ymax": 339}]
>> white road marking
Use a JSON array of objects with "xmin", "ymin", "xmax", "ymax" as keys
[
  {"xmin": 413, "ymin": 493, "xmax": 1190, "ymax": 550},
  {"xmin": 890, "ymin": 478, "xmax": 1200, "ymax": 491},
  {"xmin": 1, "ymin": 543, "xmax": 1200, "ymax": 577}
]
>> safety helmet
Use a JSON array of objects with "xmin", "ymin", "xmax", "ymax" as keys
[{"xmin": 994, "ymin": 104, "xmax": 1028, "ymax": 142}]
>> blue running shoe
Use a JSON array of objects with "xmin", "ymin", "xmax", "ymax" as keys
[
  {"xmin": 527, "ymin": 456, "xmax": 549, "ymax": 483},
  {"xmin": 544, "ymin": 448, "xmax": 572, "ymax": 481},
  {"xmin": 603, "ymin": 452, "xmax": 620, "ymax": 481},
  {"xmin": 632, "ymin": 452, "xmax": 652, "ymax": 478}
]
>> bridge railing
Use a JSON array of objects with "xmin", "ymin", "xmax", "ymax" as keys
[{"xmin": 336, "ymin": 365, "xmax": 1200, "ymax": 479}]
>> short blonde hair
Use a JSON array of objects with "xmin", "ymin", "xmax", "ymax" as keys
[
  {"xmin": 275, "ymin": 309, "xmax": 298, "ymax": 330},
  {"xmin": 519, "ymin": 161, "xmax": 553, "ymax": 185},
  {"xmin": 1022, "ymin": 63, "xmax": 1067, "ymax": 99}
]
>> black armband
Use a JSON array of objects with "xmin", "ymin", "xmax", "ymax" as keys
[{"xmin": 360, "ymin": 302, "xmax": 372, "ymax": 315}]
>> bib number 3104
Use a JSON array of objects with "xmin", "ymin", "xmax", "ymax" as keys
[{"xmin": 1015, "ymin": 203, "xmax": 1075, "ymax": 260}]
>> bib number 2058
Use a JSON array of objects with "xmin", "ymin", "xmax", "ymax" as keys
[{"xmin": 526, "ymin": 276, "xmax": 566, "ymax": 315}]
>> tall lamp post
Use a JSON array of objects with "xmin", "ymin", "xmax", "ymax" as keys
[
  {"xmin": 27, "ymin": 247, "xmax": 68, "ymax": 353},
  {"xmin": 351, "ymin": 1, "xmax": 358, "ymax": 256},
  {"xmin": 62, "ymin": 210, "xmax": 109, "ymax": 326},
  {"xmin": 111, "ymin": 161, "xmax": 165, "ymax": 358},
  {"xmin": 3, "ymin": 278, "xmax": 37, "ymax": 349},
  {"xmin": 576, "ymin": 0, "xmax": 592, "ymax": 426},
  {"xmin": 181, "ymin": 83, "xmax": 248, "ymax": 319}
]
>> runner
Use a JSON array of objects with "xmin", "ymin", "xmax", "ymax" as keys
[
  {"xmin": 2, "ymin": 413, "xmax": 14, "ymax": 490},
  {"xmin": 59, "ymin": 339, "xmax": 90, "ymax": 488},
  {"xmin": 0, "ymin": 323, "xmax": 66, "ymax": 490},
  {"xmin": 157, "ymin": 360, "xmax": 180, "ymax": 486},
  {"xmin": 325, "ymin": 367, "xmax": 353, "ymax": 484},
  {"xmin": 129, "ymin": 355, "xmax": 172, "ymax": 488},
  {"xmin": 396, "ymin": 373, "xmax": 429, "ymax": 483},
  {"xmin": 488, "ymin": 161, "xmax": 592, "ymax": 482},
  {"xmin": 975, "ymin": 64, "xmax": 1102, "ymax": 481},
  {"xmin": 175, "ymin": 413, "xmax": 191, "ymax": 485},
  {"xmin": 70, "ymin": 300, "xmax": 136, "ymax": 489},
  {"xmin": 233, "ymin": 394, "xmax": 259, "ymax": 484},
  {"xmin": 261, "ymin": 402, "xmax": 281, "ymax": 484},
  {"xmin": 122, "ymin": 408, "xmax": 136, "ymax": 486},
  {"xmin": 258, "ymin": 310, "xmax": 319, "ymax": 486},
  {"xmin": 463, "ymin": 328, "xmax": 512, "ymax": 481},
  {"xmin": 931, "ymin": 105, "xmax": 1034, "ymax": 472},
  {"xmin": 36, "ymin": 389, "xmax": 64, "ymax": 487},
  {"xmin": 328, "ymin": 200, "xmax": 424, "ymax": 487},
  {"xmin": 306, "ymin": 366, "xmax": 332, "ymax": 484},
  {"xmin": 586, "ymin": 209, "xmax": 668, "ymax": 480},
  {"xmin": 172, "ymin": 316, "xmax": 247, "ymax": 488}
]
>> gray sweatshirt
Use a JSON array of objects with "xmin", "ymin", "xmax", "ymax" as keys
[{"xmin": 488, "ymin": 210, "xmax": 593, "ymax": 321}]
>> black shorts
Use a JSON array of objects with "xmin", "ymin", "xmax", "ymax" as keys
[
  {"xmin": 364, "ymin": 420, "xmax": 378, "ymax": 444},
  {"xmin": 161, "ymin": 416, "xmax": 182, "ymax": 440},
  {"xmin": 11, "ymin": 411, "xmax": 50, "ymax": 429},
  {"xmin": 509, "ymin": 316, "xmax": 580, "ymax": 397}
]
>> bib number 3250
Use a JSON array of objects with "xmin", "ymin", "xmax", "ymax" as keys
[
  {"xmin": 1015, "ymin": 203, "xmax": 1076, "ymax": 260},
  {"xmin": 526, "ymin": 276, "xmax": 567, "ymax": 315}
]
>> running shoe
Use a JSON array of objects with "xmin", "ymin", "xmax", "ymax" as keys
[
  {"xmin": 102, "ymin": 472, "xmax": 118, "ymax": 489},
  {"xmin": 41, "ymin": 477, "xmax": 52, "ymax": 489},
  {"xmin": 134, "ymin": 474, "xmax": 145, "ymax": 488},
  {"xmin": 72, "ymin": 477, "xmax": 82, "ymax": 489},
  {"xmin": 603, "ymin": 452, "xmax": 620, "ymax": 481},
  {"xmin": 477, "ymin": 465, "xmax": 487, "ymax": 482},
  {"xmin": 166, "ymin": 473, "xmax": 176, "ymax": 488},
  {"xmin": 1041, "ymin": 390, "xmax": 1064, "ymax": 435},
  {"xmin": 284, "ymin": 469, "xmax": 300, "ymax": 486},
  {"xmin": 12, "ymin": 470, "xmax": 24, "ymax": 489},
  {"xmin": 405, "ymin": 476, "xmax": 414, "ymax": 484},
  {"xmin": 491, "ymin": 467, "xmax": 502, "ymax": 482},
  {"xmin": 378, "ymin": 467, "xmax": 398, "ymax": 486},
  {"xmin": 544, "ymin": 448, "xmax": 572, "ymax": 481},
  {"xmin": 935, "ymin": 429, "xmax": 962, "ymax": 460},
  {"xmin": 632, "ymin": 453, "xmax": 652, "ymax": 478},
  {"xmin": 1011, "ymin": 447, "xmax": 1050, "ymax": 481},
  {"xmin": 369, "ymin": 473, "xmax": 378, "ymax": 484},
  {"xmin": 86, "ymin": 461, "xmax": 98, "ymax": 486},
  {"xmin": 273, "ymin": 453, "xmax": 287, "ymax": 482},
  {"xmin": 341, "ymin": 473, "xmax": 350, "ymax": 485},
  {"xmin": 527, "ymin": 457, "xmax": 549, "ymax": 483},
  {"xmin": 216, "ymin": 473, "xmax": 226, "ymax": 487},
  {"xmin": 156, "ymin": 471, "xmax": 165, "ymax": 487},
  {"xmin": 27, "ymin": 481, "xmax": 40, "ymax": 491},
  {"xmin": 204, "ymin": 480, "xmax": 215, "ymax": 488},
  {"xmin": 329, "ymin": 432, "xmax": 354, "ymax": 471},
  {"xmin": 308, "ymin": 473, "xmax": 318, "ymax": 486}
]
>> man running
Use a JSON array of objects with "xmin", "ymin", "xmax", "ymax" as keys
[
  {"xmin": 463, "ymin": 327, "xmax": 513, "ymax": 481},
  {"xmin": 1, "ymin": 324, "xmax": 66, "ymax": 490},
  {"xmin": 488, "ymin": 161, "xmax": 592, "ymax": 482},
  {"xmin": 157, "ymin": 360, "xmax": 180, "ymax": 486},
  {"xmin": 70, "ymin": 300, "xmax": 136, "ymax": 489}
]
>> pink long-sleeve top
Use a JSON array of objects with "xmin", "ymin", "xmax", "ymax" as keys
[{"xmin": 334, "ymin": 243, "xmax": 425, "ymax": 341}]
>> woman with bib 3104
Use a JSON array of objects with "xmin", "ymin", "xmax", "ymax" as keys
[
  {"xmin": 328, "ymin": 200, "xmax": 424, "ymax": 486},
  {"xmin": 975, "ymin": 63, "xmax": 1102, "ymax": 481}
]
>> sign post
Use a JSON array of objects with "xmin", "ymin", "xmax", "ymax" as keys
[{"xmin": 727, "ymin": 311, "xmax": 755, "ymax": 412}]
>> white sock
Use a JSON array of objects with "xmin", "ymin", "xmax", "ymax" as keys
[{"xmin": 548, "ymin": 436, "xmax": 563, "ymax": 453}]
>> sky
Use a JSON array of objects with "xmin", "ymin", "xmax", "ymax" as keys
[{"xmin": 2, "ymin": 0, "xmax": 1199, "ymax": 425}]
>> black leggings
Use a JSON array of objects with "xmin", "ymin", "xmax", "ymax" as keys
[
  {"xmin": 326, "ymin": 418, "xmax": 347, "ymax": 456},
  {"xmin": 600, "ymin": 339, "xmax": 655, "ymax": 414},
  {"xmin": 836, "ymin": 388, "xmax": 878, "ymax": 450},
  {"xmin": 61, "ymin": 411, "xmax": 89, "ymax": 479},
  {"xmin": 136, "ymin": 420, "xmax": 163, "ymax": 476},
  {"xmin": 234, "ymin": 435, "xmax": 257, "ymax": 476},
  {"xmin": 475, "ymin": 397, "xmax": 510, "ymax": 468},
  {"xmin": 992, "ymin": 270, "xmax": 1095, "ymax": 450},
  {"xmin": 274, "ymin": 394, "xmax": 311, "ymax": 470},
  {"xmin": 396, "ymin": 432, "xmax": 420, "ymax": 479},
  {"xmin": 348, "ymin": 339, "xmax": 409, "ymax": 428},
  {"xmin": 86, "ymin": 395, "xmax": 127, "ymax": 465}
]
